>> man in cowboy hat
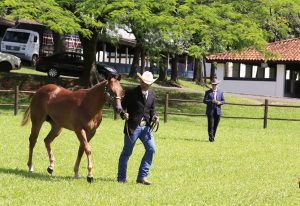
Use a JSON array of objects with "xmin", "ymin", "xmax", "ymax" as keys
[
  {"xmin": 203, "ymin": 78, "xmax": 225, "ymax": 142},
  {"xmin": 117, "ymin": 71, "xmax": 159, "ymax": 185}
]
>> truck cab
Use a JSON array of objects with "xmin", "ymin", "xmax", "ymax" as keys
[{"xmin": 0, "ymin": 28, "xmax": 39, "ymax": 66}]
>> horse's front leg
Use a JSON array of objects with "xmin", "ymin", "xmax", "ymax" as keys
[
  {"xmin": 74, "ymin": 131, "xmax": 95, "ymax": 179},
  {"xmin": 44, "ymin": 124, "xmax": 62, "ymax": 175},
  {"xmin": 75, "ymin": 129, "xmax": 94, "ymax": 183}
]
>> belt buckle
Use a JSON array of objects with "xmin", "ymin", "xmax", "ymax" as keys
[{"xmin": 139, "ymin": 120, "xmax": 147, "ymax": 127}]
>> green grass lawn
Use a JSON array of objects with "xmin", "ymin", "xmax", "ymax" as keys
[
  {"xmin": 0, "ymin": 105, "xmax": 300, "ymax": 205},
  {"xmin": 11, "ymin": 66, "xmax": 46, "ymax": 76},
  {"xmin": 1, "ymin": 68, "xmax": 300, "ymax": 205}
]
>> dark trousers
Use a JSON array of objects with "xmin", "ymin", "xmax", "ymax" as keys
[{"xmin": 207, "ymin": 110, "xmax": 221, "ymax": 140}]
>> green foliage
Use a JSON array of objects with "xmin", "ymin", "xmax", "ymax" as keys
[{"xmin": 1, "ymin": 0, "xmax": 88, "ymax": 35}]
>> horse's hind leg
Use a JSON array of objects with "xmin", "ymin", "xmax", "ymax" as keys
[
  {"xmin": 44, "ymin": 121, "xmax": 62, "ymax": 175},
  {"xmin": 27, "ymin": 121, "xmax": 43, "ymax": 172},
  {"xmin": 74, "ymin": 131, "xmax": 95, "ymax": 179},
  {"xmin": 74, "ymin": 145, "xmax": 84, "ymax": 179}
]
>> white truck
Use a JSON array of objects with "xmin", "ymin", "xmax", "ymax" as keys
[{"xmin": 0, "ymin": 28, "xmax": 40, "ymax": 66}]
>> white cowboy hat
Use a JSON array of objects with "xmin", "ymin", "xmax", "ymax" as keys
[
  {"xmin": 211, "ymin": 78, "xmax": 220, "ymax": 85},
  {"xmin": 137, "ymin": 71, "xmax": 157, "ymax": 85}
]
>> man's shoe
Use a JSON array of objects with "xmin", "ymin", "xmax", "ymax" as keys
[
  {"xmin": 136, "ymin": 177, "xmax": 151, "ymax": 185},
  {"xmin": 117, "ymin": 179, "xmax": 127, "ymax": 183},
  {"xmin": 209, "ymin": 137, "xmax": 214, "ymax": 142}
]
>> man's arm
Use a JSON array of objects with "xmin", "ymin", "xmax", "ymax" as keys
[
  {"xmin": 150, "ymin": 92, "xmax": 158, "ymax": 123},
  {"xmin": 203, "ymin": 91, "xmax": 212, "ymax": 104},
  {"xmin": 120, "ymin": 90, "xmax": 129, "ymax": 119}
]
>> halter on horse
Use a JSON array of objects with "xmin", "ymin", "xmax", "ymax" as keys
[{"xmin": 21, "ymin": 76, "xmax": 124, "ymax": 183}]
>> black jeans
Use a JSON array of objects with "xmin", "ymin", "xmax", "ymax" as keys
[{"xmin": 207, "ymin": 111, "xmax": 220, "ymax": 140}]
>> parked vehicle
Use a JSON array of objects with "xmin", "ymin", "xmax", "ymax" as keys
[
  {"xmin": 36, "ymin": 52, "xmax": 119, "ymax": 78},
  {"xmin": 0, "ymin": 51, "xmax": 21, "ymax": 72},
  {"xmin": 1, "ymin": 28, "xmax": 39, "ymax": 67}
]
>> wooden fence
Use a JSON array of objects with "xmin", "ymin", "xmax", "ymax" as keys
[
  {"xmin": 1, "ymin": 86, "xmax": 300, "ymax": 128},
  {"xmin": 0, "ymin": 86, "xmax": 118, "ymax": 119},
  {"xmin": 163, "ymin": 93, "xmax": 300, "ymax": 128}
]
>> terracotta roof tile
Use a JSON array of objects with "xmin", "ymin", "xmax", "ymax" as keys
[
  {"xmin": 206, "ymin": 38, "xmax": 300, "ymax": 63},
  {"xmin": 0, "ymin": 17, "xmax": 15, "ymax": 27}
]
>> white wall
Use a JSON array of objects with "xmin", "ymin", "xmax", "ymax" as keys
[
  {"xmin": 215, "ymin": 63, "xmax": 285, "ymax": 97},
  {"xmin": 275, "ymin": 64, "xmax": 285, "ymax": 97}
]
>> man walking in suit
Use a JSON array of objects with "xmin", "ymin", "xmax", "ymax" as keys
[
  {"xmin": 117, "ymin": 71, "xmax": 159, "ymax": 185},
  {"xmin": 203, "ymin": 79, "xmax": 225, "ymax": 142}
]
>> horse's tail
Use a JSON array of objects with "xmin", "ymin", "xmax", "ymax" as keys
[{"xmin": 21, "ymin": 106, "xmax": 31, "ymax": 126}]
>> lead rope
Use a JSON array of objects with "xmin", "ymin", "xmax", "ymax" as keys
[
  {"xmin": 125, "ymin": 120, "xmax": 133, "ymax": 143},
  {"xmin": 150, "ymin": 121, "xmax": 159, "ymax": 133}
]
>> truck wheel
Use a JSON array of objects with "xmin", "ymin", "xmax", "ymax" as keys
[
  {"xmin": 0, "ymin": 62, "xmax": 12, "ymax": 72},
  {"xmin": 47, "ymin": 68, "xmax": 59, "ymax": 78},
  {"xmin": 31, "ymin": 55, "xmax": 38, "ymax": 67}
]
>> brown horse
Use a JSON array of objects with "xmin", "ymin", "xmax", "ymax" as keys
[{"xmin": 21, "ymin": 76, "xmax": 124, "ymax": 183}]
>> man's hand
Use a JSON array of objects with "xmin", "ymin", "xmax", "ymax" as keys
[
  {"xmin": 152, "ymin": 116, "xmax": 159, "ymax": 123},
  {"xmin": 123, "ymin": 112, "xmax": 129, "ymax": 121}
]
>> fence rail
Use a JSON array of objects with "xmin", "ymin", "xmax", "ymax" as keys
[
  {"xmin": 0, "ymin": 86, "xmax": 117, "ymax": 118},
  {"xmin": 1, "ymin": 87, "xmax": 300, "ymax": 128},
  {"xmin": 162, "ymin": 93, "xmax": 300, "ymax": 128}
]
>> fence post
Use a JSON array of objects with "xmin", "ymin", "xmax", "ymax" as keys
[
  {"xmin": 263, "ymin": 99, "xmax": 268, "ymax": 129},
  {"xmin": 164, "ymin": 93, "xmax": 169, "ymax": 123},
  {"xmin": 14, "ymin": 85, "xmax": 19, "ymax": 116},
  {"xmin": 114, "ymin": 110, "xmax": 118, "ymax": 120}
]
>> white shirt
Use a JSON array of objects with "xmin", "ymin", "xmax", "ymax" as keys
[
  {"xmin": 142, "ymin": 90, "xmax": 148, "ymax": 100},
  {"xmin": 213, "ymin": 90, "xmax": 217, "ymax": 101}
]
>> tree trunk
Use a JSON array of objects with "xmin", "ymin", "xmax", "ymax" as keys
[
  {"xmin": 203, "ymin": 56, "xmax": 207, "ymax": 84},
  {"xmin": 149, "ymin": 60, "xmax": 155, "ymax": 74},
  {"xmin": 158, "ymin": 54, "xmax": 168, "ymax": 81},
  {"xmin": 192, "ymin": 57, "xmax": 197, "ymax": 81},
  {"xmin": 170, "ymin": 54, "xmax": 178, "ymax": 82},
  {"xmin": 193, "ymin": 58, "xmax": 204, "ymax": 85},
  {"xmin": 210, "ymin": 61, "xmax": 217, "ymax": 80},
  {"xmin": 194, "ymin": 58, "xmax": 200, "ymax": 83},
  {"xmin": 79, "ymin": 30, "xmax": 98, "ymax": 86},
  {"xmin": 140, "ymin": 48, "xmax": 146, "ymax": 74},
  {"xmin": 198, "ymin": 58, "xmax": 204, "ymax": 85},
  {"xmin": 129, "ymin": 44, "xmax": 141, "ymax": 77},
  {"xmin": 52, "ymin": 32, "xmax": 65, "ymax": 54}
]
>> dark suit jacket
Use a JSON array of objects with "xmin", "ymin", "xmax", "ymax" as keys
[
  {"xmin": 203, "ymin": 89, "xmax": 225, "ymax": 115},
  {"xmin": 121, "ymin": 85, "xmax": 157, "ymax": 134}
]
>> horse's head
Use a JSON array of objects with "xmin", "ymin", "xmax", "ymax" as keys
[{"xmin": 105, "ymin": 75, "xmax": 124, "ymax": 113}]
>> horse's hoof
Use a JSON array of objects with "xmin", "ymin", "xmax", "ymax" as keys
[
  {"xmin": 47, "ymin": 166, "xmax": 53, "ymax": 175},
  {"xmin": 28, "ymin": 166, "xmax": 34, "ymax": 172},
  {"xmin": 87, "ymin": 176, "xmax": 94, "ymax": 183}
]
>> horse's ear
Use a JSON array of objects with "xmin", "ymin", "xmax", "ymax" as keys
[
  {"xmin": 107, "ymin": 73, "xmax": 112, "ymax": 81},
  {"xmin": 117, "ymin": 74, "xmax": 121, "ymax": 81}
]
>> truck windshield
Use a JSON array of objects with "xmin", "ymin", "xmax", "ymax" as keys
[{"xmin": 3, "ymin": 31, "xmax": 30, "ymax": 43}]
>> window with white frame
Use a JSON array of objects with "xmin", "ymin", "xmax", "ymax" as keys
[{"xmin": 225, "ymin": 62, "xmax": 276, "ymax": 80}]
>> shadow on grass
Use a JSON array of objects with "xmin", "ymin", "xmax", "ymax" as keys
[
  {"xmin": 159, "ymin": 136, "xmax": 208, "ymax": 142},
  {"xmin": 0, "ymin": 167, "xmax": 74, "ymax": 182},
  {"xmin": 0, "ymin": 167, "xmax": 116, "ymax": 183}
]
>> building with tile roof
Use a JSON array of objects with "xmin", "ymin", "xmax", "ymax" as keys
[{"xmin": 206, "ymin": 38, "xmax": 300, "ymax": 98}]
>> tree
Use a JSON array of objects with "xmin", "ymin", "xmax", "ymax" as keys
[
  {"xmin": 115, "ymin": 0, "xmax": 178, "ymax": 79},
  {"xmin": 183, "ymin": 1, "xmax": 268, "ymax": 83},
  {"xmin": 1, "ymin": 0, "xmax": 125, "ymax": 85},
  {"xmin": 56, "ymin": 0, "xmax": 126, "ymax": 85}
]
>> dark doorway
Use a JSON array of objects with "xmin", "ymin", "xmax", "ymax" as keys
[{"xmin": 285, "ymin": 64, "xmax": 300, "ymax": 98}]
